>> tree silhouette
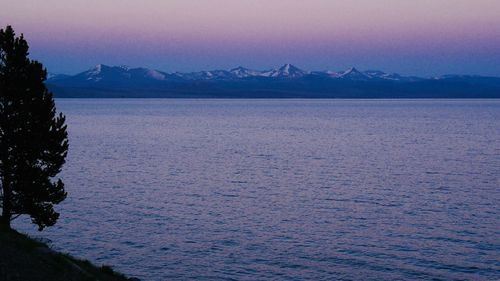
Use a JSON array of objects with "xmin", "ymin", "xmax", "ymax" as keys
[{"xmin": 0, "ymin": 25, "xmax": 68, "ymax": 231}]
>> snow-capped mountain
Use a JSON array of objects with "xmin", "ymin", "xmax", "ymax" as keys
[
  {"xmin": 262, "ymin": 64, "xmax": 308, "ymax": 78},
  {"xmin": 53, "ymin": 64, "xmax": 499, "ymax": 84},
  {"xmin": 169, "ymin": 69, "xmax": 234, "ymax": 80},
  {"xmin": 363, "ymin": 70, "xmax": 421, "ymax": 82},
  {"xmin": 46, "ymin": 73, "xmax": 70, "ymax": 81},
  {"xmin": 81, "ymin": 64, "xmax": 128, "ymax": 82},
  {"xmin": 71, "ymin": 64, "xmax": 169, "ymax": 83},
  {"xmin": 133, "ymin": 68, "xmax": 168, "ymax": 80},
  {"xmin": 338, "ymin": 67, "xmax": 371, "ymax": 80},
  {"xmin": 229, "ymin": 67, "xmax": 262, "ymax": 78},
  {"xmin": 45, "ymin": 64, "xmax": 500, "ymax": 98},
  {"xmin": 47, "ymin": 64, "xmax": 427, "ymax": 84}
]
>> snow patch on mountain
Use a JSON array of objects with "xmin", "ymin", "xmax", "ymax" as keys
[
  {"xmin": 145, "ymin": 69, "xmax": 166, "ymax": 80},
  {"xmin": 230, "ymin": 67, "xmax": 262, "ymax": 78}
]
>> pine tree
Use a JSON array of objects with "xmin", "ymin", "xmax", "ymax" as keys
[{"xmin": 0, "ymin": 25, "xmax": 68, "ymax": 231}]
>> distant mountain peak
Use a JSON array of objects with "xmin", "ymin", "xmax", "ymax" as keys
[
  {"xmin": 89, "ymin": 64, "xmax": 104, "ymax": 74},
  {"xmin": 144, "ymin": 69, "xmax": 166, "ymax": 80},
  {"xmin": 279, "ymin": 63, "xmax": 299, "ymax": 72},
  {"xmin": 84, "ymin": 64, "xmax": 108, "ymax": 81},
  {"xmin": 262, "ymin": 64, "xmax": 307, "ymax": 78},
  {"xmin": 89, "ymin": 64, "xmax": 130, "ymax": 72},
  {"xmin": 343, "ymin": 67, "xmax": 361, "ymax": 74},
  {"xmin": 46, "ymin": 73, "xmax": 70, "ymax": 81},
  {"xmin": 340, "ymin": 67, "xmax": 370, "ymax": 80}
]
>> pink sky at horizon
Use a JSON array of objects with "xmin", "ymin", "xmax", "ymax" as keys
[{"xmin": 1, "ymin": 0, "xmax": 500, "ymax": 76}]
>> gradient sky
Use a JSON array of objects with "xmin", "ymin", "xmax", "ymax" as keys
[{"xmin": 1, "ymin": 0, "xmax": 500, "ymax": 76}]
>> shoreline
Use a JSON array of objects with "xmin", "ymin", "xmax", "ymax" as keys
[{"xmin": 0, "ymin": 226, "xmax": 138, "ymax": 281}]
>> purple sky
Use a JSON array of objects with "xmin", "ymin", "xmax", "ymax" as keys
[{"xmin": 1, "ymin": 0, "xmax": 500, "ymax": 76}]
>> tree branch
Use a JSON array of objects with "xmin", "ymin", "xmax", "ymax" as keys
[{"xmin": 10, "ymin": 213, "xmax": 22, "ymax": 221}]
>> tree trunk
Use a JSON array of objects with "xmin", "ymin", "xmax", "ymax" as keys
[
  {"xmin": 0, "ymin": 215, "xmax": 11, "ymax": 229},
  {"xmin": 1, "ymin": 176, "xmax": 12, "ymax": 229}
]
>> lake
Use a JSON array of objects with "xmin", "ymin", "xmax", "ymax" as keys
[{"xmin": 15, "ymin": 99, "xmax": 500, "ymax": 280}]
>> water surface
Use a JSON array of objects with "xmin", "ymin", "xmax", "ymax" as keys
[{"xmin": 16, "ymin": 99, "xmax": 500, "ymax": 280}]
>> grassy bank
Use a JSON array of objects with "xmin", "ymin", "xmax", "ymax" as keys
[{"xmin": 0, "ymin": 225, "xmax": 137, "ymax": 281}]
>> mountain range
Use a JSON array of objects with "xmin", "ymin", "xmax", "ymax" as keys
[{"xmin": 46, "ymin": 64, "xmax": 500, "ymax": 98}]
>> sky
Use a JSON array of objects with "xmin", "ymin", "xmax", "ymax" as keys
[{"xmin": 1, "ymin": 0, "xmax": 500, "ymax": 76}]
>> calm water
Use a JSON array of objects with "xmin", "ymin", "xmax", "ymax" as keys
[{"xmin": 15, "ymin": 99, "xmax": 500, "ymax": 280}]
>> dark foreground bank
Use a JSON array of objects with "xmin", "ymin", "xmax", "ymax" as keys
[{"xmin": 0, "ymin": 226, "xmax": 137, "ymax": 281}]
